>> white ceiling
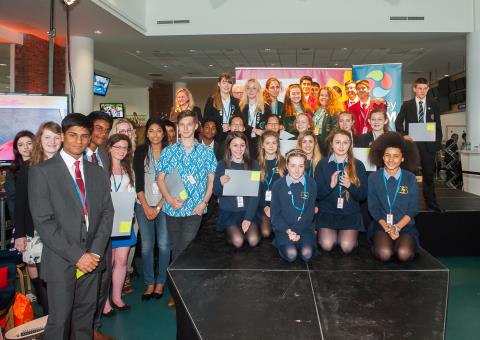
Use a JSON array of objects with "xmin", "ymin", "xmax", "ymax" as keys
[{"xmin": 0, "ymin": 0, "xmax": 467, "ymax": 87}]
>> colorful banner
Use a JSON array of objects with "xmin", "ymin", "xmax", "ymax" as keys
[
  {"xmin": 235, "ymin": 67, "xmax": 352, "ymax": 102},
  {"xmin": 352, "ymin": 63, "xmax": 402, "ymax": 131}
]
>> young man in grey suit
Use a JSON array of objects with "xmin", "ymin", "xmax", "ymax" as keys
[
  {"xmin": 29, "ymin": 113, "xmax": 114, "ymax": 340},
  {"xmin": 395, "ymin": 77, "xmax": 444, "ymax": 212}
]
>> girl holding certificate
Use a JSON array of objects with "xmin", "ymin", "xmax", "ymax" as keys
[
  {"xmin": 314, "ymin": 129, "xmax": 367, "ymax": 253},
  {"xmin": 367, "ymin": 132, "xmax": 420, "ymax": 262},
  {"xmin": 214, "ymin": 132, "xmax": 261, "ymax": 248},
  {"xmin": 270, "ymin": 149, "xmax": 317, "ymax": 262},
  {"xmin": 297, "ymin": 131, "xmax": 322, "ymax": 177},
  {"xmin": 104, "ymin": 134, "xmax": 136, "ymax": 312},
  {"xmin": 257, "ymin": 131, "xmax": 286, "ymax": 239}
]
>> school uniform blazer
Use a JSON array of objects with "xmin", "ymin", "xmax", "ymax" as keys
[
  {"xmin": 28, "ymin": 153, "xmax": 114, "ymax": 282},
  {"xmin": 240, "ymin": 103, "xmax": 272, "ymax": 136},
  {"xmin": 203, "ymin": 96, "xmax": 240, "ymax": 132},
  {"xmin": 13, "ymin": 162, "xmax": 34, "ymax": 238},
  {"xmin": 395, "ymin": 98, "xmax": 442, "ymax": 152},
  {"xmin": 358, "ymin": 131, "xmax": 375, "ymax": 148},
  {"xmin": 350, "ymin": 100, "xmax": 387, "ymax": 136}
]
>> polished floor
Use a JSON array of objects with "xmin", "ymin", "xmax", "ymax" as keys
[{"xmin": 89, "ymin": 255, "xmax": 480, "ymax": 340}]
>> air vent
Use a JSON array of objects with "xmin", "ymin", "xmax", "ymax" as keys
[
  {"xmin": 390, "ymin": 16, "xmax": 424, "ymax": 21},
  {"xmin": 187, "ymin": 72, "xmax": 202, "ymax": 75},
  {"xmin": 148, "ymin": 73, "xmax": 163, "ymax": 77},
  {"xmin": 157, "ymin": 19, "xmax": 190, "ymax": 25}
]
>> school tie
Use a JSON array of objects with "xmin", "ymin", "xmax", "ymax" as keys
[
  {"xmin": 74, "ymin": 160, "xmax": 87, "ymax": 215},
  {"xmin": 418, "ymin": 101, "xmax": 424, "ymax": 123},
  {"xmin": 91, "ymin": 152, "xmax": 98, "ymax": 165}
]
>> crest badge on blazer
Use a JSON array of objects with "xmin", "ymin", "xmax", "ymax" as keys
[{"xmin": 398, "ymin": 185, "xmax": 409, "ymax": 195}]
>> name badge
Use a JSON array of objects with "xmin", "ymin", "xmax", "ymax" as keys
[
  {"xmin": 152, "ymin": 182, "xmax": 160, "ymax": 195},
  {"xmin": 386, "ymin": 214, "xmax": 394, "ymax": 225},
  {"xmin": 337, "ymin": 197, "xmax": 344, "ymax": 209},
  {"xmin": 251, "ymin": 132, "xmax": 256, "ymax": 138},
  {"xmin": 187, "ymin": 175, "xmax": 196, "ymax": 185},
  {"xmin": 362, "ymin": 126, "xmax": 368, "ymax": 134},
  {"xmin": 265, "ymin": 190, "xmax": 272, "ymax": 202},
  {"xmin": 237, "ymin": 196, "xmax": 244, "ymax": 208}
]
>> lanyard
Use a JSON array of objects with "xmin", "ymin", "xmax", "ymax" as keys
[
  {"xmin": 248, "ymin": 105, "xmax": 257, "ymax": 128},
  {"xmin": 383, "ymin": 169, "xmax": 403, "ymax": 214},
  {"xmin": 222, "ymin": 100, "xmax": 232, "ymax": 124},
  {"xmin": 306, "ymin": 159, "xmax": 313, "ymax": 177},
  {"xmin": 112, "ymin": 169, "xmax": 123, "ymax": 192},
  {"xmin": 265, "ymin": 158, "xmax": 278, "ymax": 190},
  {"xmin": 335, "ymin": 158, "xmax": 346, "ymax": 197},
  {"xmin": 360, "ymin": 103, "xmax": 369, "ymax": 126},
  {"xmin": 150, "ymin": 148, "xmax": 161, "ymax": 180},
  {"xmin": 271, "ymin": 101, "xmax": 278, "ymax": 115},
  {"xmin": 71, "ymin": 171, "xmax": 87, "ymax": 214},
  {"xmin": 289, "ymin": 179, "xmax": 307, "ymax": 220}
]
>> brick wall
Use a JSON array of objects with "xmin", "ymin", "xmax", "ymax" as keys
[
  {"xmin": 15, "ymin": 34, "xmax": 65, "ymax": 94},
  {"xmin": 149, "ymin": 82, "xmax": 173, "ymax": 119}
]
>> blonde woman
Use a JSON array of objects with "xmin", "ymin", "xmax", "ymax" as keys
[{"xmin": 170, "ymin": 88, "xmax": 202, "ymax": 123}]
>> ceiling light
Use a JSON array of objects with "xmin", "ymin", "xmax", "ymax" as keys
[
  {"xmin": 334, "ymin": 63, "xmax": 339, "ymax": 66},
  {"xmin": 208, "ymin": 64, "xmax": 214, "ymax": 67},
  {"xmin": 64, "ymin": 0, "xmax": 77, "ymax": 5},
  {"xmin": 135, "ymin": 50, "xmax": 142, "ymax": 54},
  {"xmin": 163, "ymin": 65, "xmax": 168, "ymax": 68},
  {"xmin": 94, "ymin": 30, "xmax": 102, "ymax": 35},
  {"xmin": 444, "ymin": 74, "xmax": 449, "ymax": 77},
  {"xmin": 270, "ymin": 63, "xmax": 276, "ymax": 66},
  {"xmin": 341, "ymin": 47, "xmax": 348, "ymax": 51},
  {"xmin": 189, "ymin": 49, "xmax": 196, "ymax": 53},
  {"xmin": 0, "ymin": 64, "xmax": 7, "ymax": 67},
  {"xmin": 264, "ymin": 48, "xmax": 271, "ymax": 52}
]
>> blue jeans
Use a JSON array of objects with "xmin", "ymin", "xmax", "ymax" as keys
[{"xmin": 135, "ymin": 203, "xmax": 170, "ymax": 286}]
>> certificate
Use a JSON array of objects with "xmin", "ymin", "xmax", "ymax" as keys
[
  {"xmin": 223, "ymin": 169, "xmax": 260, "ymax": 197},
  {"xmin": 409, "ymin": 122, "xmax": 436, "ymax": 142},
  {"xmin": 166, "ymin": 168, "xmax": 188, "ymax": 201},
  {"xmin": 353, "ymin": 147, "xmax": 377, "ymax": 172},
  {"xmin": 280, "ymin": 140, "xmax": 298, "ymax": 156},
  {"xmin": 111, "ymin": 191, "xmax": 136, "ymax": 237}
]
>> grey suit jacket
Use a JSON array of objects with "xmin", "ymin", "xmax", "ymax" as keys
[
  {"xmin": 28, "ymin": 153, "xmax": 114, "ymax": 282},
  {"xmin": 84, "ymin": 146, "xmax": 110, "ymax": 171}
]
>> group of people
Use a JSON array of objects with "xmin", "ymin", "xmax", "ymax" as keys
[{"xmin": 4, "ymin": 71, "xmax": 443, "ymax": 340}]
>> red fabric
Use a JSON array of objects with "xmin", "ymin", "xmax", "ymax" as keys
[
  {"xmin": 0, "ymin": 267, "xmax": 7, "ymax": 289},
  {"xmin": 13, "ymin": 293, "xmax": 34, "ymax": 326},
  {"xmin": 349, "ymin": 99, "xmax": 387, "ymax": 135},
  {"xmin": 74, "ymin": 160, "xmax": 87, "ymax": 215}
]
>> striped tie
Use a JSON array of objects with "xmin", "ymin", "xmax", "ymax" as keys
[{"xmin": 418, "ymin": 101, "xmax": 424, "ymax": 123}]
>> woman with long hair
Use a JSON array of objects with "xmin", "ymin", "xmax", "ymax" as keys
[
  {"xmin": 314, "ymin": 128, "xmax": 367, "ymax": 254},
  {"xmin": 358, "ymin": 108, "xmax": 390, "ymax": 148},
  {"xmin": 133, "ymin": 117, "xmax": 170, "ymax": 300},
  {"xmin": 14, "ymin": 121, "xmax": 62, "ymax": 315},
  {"xmin": 204, "ymin": 73, "xmax": 240, "ymax": 139},
  {"xmin": 263, "ymin": 77, "xmax": 283, "ymax": 117},
  {"xmin": 213, "ymin": 132, "xmax": 261, "ymax": 248},
  {"xmin": 296, "ymin": 131, "xmax": 322, "ymax": 177},
  {"xmin": 256, "ymin": 131, "xmax": 286, "ymax": 239},
  {"xmin": 367, "ymin": 132, "xmax": 420, "ymax": 262},
  {"xmin": 313, "ymin": 86, "xmax": 344, "ymax": 141},
  {"xmin": 103, "ymin": 134, "xmax": 136, "ymax": 313},
  {"xmin": 170, "ymin": 88, "xmax": 202, "ymax": 123},
  {"xmin": 282, "ymin": 84, "xmax": 312, "ymax": 134},
  {"xmin": 239, "ymin": 78, "xmax": 271, "ymax": 138},
  {"xmin": 110, "ymin": 118, "xmax": 137, "ymax": 151}
]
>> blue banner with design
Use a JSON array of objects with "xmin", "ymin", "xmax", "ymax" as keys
[{"xmin": 352, "ymin": 63, "xmax": 402, "ymax": 131}]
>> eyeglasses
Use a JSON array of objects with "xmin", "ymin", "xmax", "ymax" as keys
[
  {"xmin": 111, "ymin": 145, "xmax": 128, "ymax": 151},
  {"xmin": 118, "ymin": 129, "xmax": 133, "ymax": 134}
]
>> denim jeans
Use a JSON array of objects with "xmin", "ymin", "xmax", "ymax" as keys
[{"xmin": 135, "ymin": 203, "xmax": 170, "ymax": 286}]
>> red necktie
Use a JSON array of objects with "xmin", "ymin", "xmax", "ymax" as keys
[
  {"xmin": 91, "ymin": 152, "xmax": 98, "ymax": 165},
  {"xmin": 74, "ymin": 160, "xmax": 87, "ymax": 215},
  {"xmin": 361, "ymin": 103, "xmax": 367, "ymax": 113}
]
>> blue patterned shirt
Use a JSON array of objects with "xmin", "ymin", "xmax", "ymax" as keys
[{"xmin": 159, "ymin": 141, "xmax": 217, "ymax": 217}]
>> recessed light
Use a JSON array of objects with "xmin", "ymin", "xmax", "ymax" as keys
[
  {"xmin": 94, "ymin": 30, "xmax": 102, "ymax": 35},
  {"xmin": 334, "ymin": 63, "xmax": 339, "ymax": 66},
  {"xmin": 208, "ymin": 64, "xmax": 214, "ymax": 67},
  {"xmin": 189, "ymin": 49, "xmax": 196, "ymax": 53},
  {"xmin": 163, "ymin": 65, "xmax": 168, "ymax": 68},
  {"xmin": 270, "ymin": 63, "xmax": 276, "ymax": 66},
  {"xmin": 264, "ymin": 48, "xmax": 271, "ymax": 52},
  {"xmin": 135, "ymin": 50, "xmax": 142, "ymax": 54},
  {"xmin": 0, "ymin": 64, "xmax": 7, "ymax": 67},
  {"xmin": 444, "ymin": 74, "xmax": 449, "ymax": 77},
  {"xmin": 341, "ymin": 47, "xmax": 348, "ymax": 51}
]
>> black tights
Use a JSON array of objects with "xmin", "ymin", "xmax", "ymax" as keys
[
  {"xmin": 317, "ymin": 228, "xmax": 358, "ymax": 254},
  {"xmin": 260, "ymin": 213, "xmax": 272, "ymax": 239},
  {"xmin": 226, "ymin": 223, "xmax": 260, "ymax": 248},
  {"xmin": 279, "ymin": 244, "xmax": 313, "ymax": 262},
  {"xmin": 373, "ymin": 231, "xmax": 416, "ymax": 262},
  {"xmin": 31, "ymin": 263, "xmax": 49, "ymax": 315}
]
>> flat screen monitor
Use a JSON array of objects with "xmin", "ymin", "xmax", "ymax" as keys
[
  {"xmin": 93, "ymin": 73, "xmax": 111, "ymax": 96},
  {"xmin": 100, "ymin": 103, "xmax": 125, "ymax": 118},
  {"xmin": 0, "ymin": 94, "xmax": 68, "ymax": 164}
]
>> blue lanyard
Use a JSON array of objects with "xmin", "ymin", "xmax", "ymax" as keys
[
  {"xmin": 222, "ymin": 101, "xmax": 231, "ymax": 124},
  {"xmin": 150, "ymin": 148, "xmax": 161, "ymax": 180},
  {"xmin": 383, "ymin": 169, "xmax": 403, "ymax": 214},
  {"xmin": 289, "ymin": 178, "xmax": 307, "ymax": 220},
  {"xmin": 71, "ymin": 169, "xmax": 87, "ymax": 214},
  {"xmin": 271, "ymin": 102, "xmax": 278, "ymax": 115},
  {"xmin": 112, "ymin": 169, "xmax": 123, "ymax": 192},
  {"xmin": 265, "ymin": 158, "xmax": 278, "ymax": 190},
  {"xmin": 335, "ymin": 158, "xmax": 346, "ymax": 198},
  {"xmin": 306, "ymin": 159, "xmax": 312, "ymax": 177}
]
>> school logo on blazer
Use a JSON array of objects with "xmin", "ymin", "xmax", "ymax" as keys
[
  {"xmin": 398, "ymin": 186, "xmax": 409, "ymax": 195},
  {"xmin": 300, "ymin": 191, "xmax": 309, "ymax": 200}
]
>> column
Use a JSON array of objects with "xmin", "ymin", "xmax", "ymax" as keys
[{"xmin": 70, "ymin": 36, "xmax": 94, "ymax": 115}]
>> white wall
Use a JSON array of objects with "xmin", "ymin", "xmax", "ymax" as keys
[
  {"xmin": 187, "ymin": 80, "xmax": 217, "ymax": 113},
  {"xmin": 91, "ymin": 0, "xmax": 147, "ymax": 33},
  {"xmin": 93, "ymin": 87, "xmax": 149, "ymax": 117},
  {"xmin": 146, "ymin": 0, "xmax": 474, "ymax": 36},
  {"xmin": 441, "ymin": 111, "xmax": 467, "ymax": 142}
]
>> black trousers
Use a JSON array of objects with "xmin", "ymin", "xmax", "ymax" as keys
[
  {"xmin": 44, "ymin": 272, "xmax": 100, "ymax": 340},
  {"xmin": 93, "ymin": 241, "xmax": 112, "ymax": 330},
  {"xmin": 166, "ymin": 215, "xmax": 202, "ymax": 261},
  {"xmin": 417, "ymin": 143, "xmax": 437, "ymax": 203}
]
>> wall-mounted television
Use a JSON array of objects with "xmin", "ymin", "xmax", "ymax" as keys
[
  {"xmin": 100, "ymin": 103, "xmax": 125, "ymax": 118},
  {"xmin": 93, "ymin": 73, "xmax": 111, "ymax": 96},
  {"xmin": 0, "ymin": 94, "xmax": 68, "ymax": 164}
]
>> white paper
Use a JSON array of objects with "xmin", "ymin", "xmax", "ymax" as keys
[
  {"xmin": 279, "ymin": 130, "xmax": 295, "ymax": 140},
  {"xmin": 280, "ymin": 140, "xmax": 298, "ymax": 156},
  {"xmin": 353, "ymin": 147, "xmax": 377, "ymax": 172}
]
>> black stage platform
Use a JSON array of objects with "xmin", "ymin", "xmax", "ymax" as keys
[
  {"xmin": 417, "ymin": 184, "xmax": 480, "ymax": 256},
  {"xmin": 169, "ymin": 227, "xmax": 449, "ymax": 340}
]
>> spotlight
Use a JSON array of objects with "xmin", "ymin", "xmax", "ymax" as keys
[{"xmin": 64, "ymin": 0, "xmax": 77, "ymax": 5}]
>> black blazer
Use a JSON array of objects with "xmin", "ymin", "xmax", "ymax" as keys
[
  {"xmin": 13, "ymin": 162, "xmax": 34, "ymax": 238},
  {"xmin": 395, "ymin": 98, "xmax": 442, "ymax": 151},
  {"xmin": 29, "ymin": 153, "xmax": 114, "ymax": 282},
  {"xmin": 358, "ymin": 131, "xmax": 375, "ymax": 148},
  {"xmin": 203, "ymin": 96, "xmax": 240, "ymax": 132},
  {"xmin": 240, "ymin": 103, "xmax": 272, "ymax": 137}
]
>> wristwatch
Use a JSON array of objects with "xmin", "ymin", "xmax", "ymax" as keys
[
  {"xmin": 392, "ymin": 224, "xmax": 400, "ymax": 233},
  {"xmin": 202, "ymin": 200, "xmax": 209, "ymax": 206}
]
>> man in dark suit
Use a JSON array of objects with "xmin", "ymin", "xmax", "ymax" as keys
[
  {"xmin": 29, "ymin": 114, "xmax": 114, "ymax": 340},
  {"xmin": 395, "ymin": 78, "xmax": 443, "ymax": 212}
]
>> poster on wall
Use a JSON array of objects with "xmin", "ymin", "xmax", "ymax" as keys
[
  {"xmin": 352, "ymin": 63, "xmax": 402, "ymax": 131},
  {"xmin": 235, "ymin": 67, "xmax": 352, "ymax": 102},
  {"xmin": 126, "ymin": 111, "xmax": 147, "ymax": 127}
]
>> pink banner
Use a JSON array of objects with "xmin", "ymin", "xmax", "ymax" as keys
[{"xmin": 235, "ymin": 67, "xmax": 352, "ymax": 101}]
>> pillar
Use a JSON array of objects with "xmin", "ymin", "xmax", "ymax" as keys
[{"xmin": 70, "ymin": 36, "xmax": 94, "ymax": 115}]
